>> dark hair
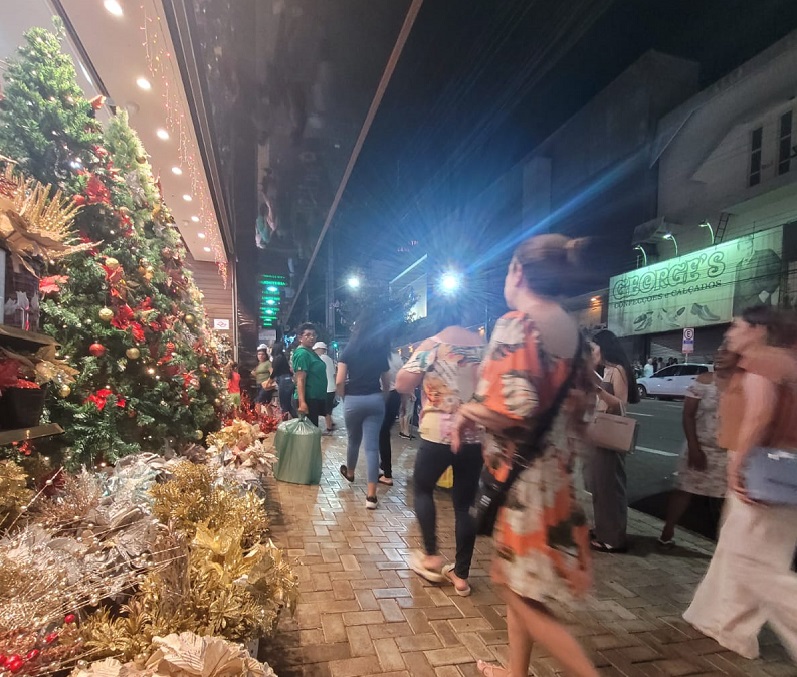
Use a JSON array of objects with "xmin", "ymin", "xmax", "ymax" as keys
[
  {"xmin": 591, "ymin": 329, "xmax": 640, "ymax": 404},
  {"xmin": 298, "ymin": 322, "xmax": 316, "ymax": 335},
  {"xmin": 271, "ymin": 341, "xmax": 284, "ymax": 357},
  {"xmin": 428, "ymin": 296, "xmax": 467, "ymax": 333},
  {"xmin": 513, "ymin": 234, "xmax": 588, "ymax": 297},
  {"xmin": 348, "ymin": 311, "xmax": 391, "ymax": 358},
  {"xmin": 741, "ymin": 305, "xmax": 797, "ymax": 348}
]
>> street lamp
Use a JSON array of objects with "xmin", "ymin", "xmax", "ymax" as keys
[
  {"xmin": 633, "ymin": 244, "xmax": 648, "ymax": 267},
  {"xmin": 439, "ymin": 270, "xmax": 461, "ymax": 295},
  {"xmin": 346, "ymin": 275, "xmax": 361, "ymax": 291},
  {"xmin": 663, "ymin": 232, "xmax": 678, "ymax": 257},
  {"xmin": 699, "ymin": 220, "xmax": 715, "ymax": 245}
]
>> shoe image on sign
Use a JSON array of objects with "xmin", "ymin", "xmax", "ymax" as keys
[
  {"xmin": 633, "ymin": 311, "xmax": 653, "ymax": 332},
  {"xmin": 659, "ymin": 308, "xmax": 682, "ymax": 328},
  {"xmin": 691, "ymin": 303, "xmax": 720, "ymax": 322}
]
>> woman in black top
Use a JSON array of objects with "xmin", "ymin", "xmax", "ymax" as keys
[
  {"xmin": 271, "ymin": 342, "xmax": 294, "ymax": 417},
  {"xmin": 337, "ymin": 323, "xmax": 390, "ymax": 509}
]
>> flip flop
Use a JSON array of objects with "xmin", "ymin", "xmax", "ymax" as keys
[
  {"xmin": 378, "ymin": 476, "xmax": 394, "ymax": 486},
  {"xmin": 442, "ymin": 564, "xmax": 471, "ymax": 597},
  {"xmin": 339, "ymin": 465, "xmax": 354, "ymax": 483},
  {"xmin": 476, "ymin": 660, "xmax": 507, "ymax": 676},
  {"xmin": 409, "ymin": 550, "xmax": 445, "ymax": 583},
  {"xmin": 590, "ymin": 539, "xmax": 628, "ymax": 554}
]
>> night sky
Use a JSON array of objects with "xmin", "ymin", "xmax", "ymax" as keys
[{"xmin": 333, "ymin": 0, "xmax": 797, "ymax": 278}]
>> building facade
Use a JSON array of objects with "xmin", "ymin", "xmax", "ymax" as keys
[{"xmin": 610, "ymin": 31, "xmax": 797, "ymax": 362}]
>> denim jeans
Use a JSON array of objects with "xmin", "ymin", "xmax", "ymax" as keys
[{"xmin": 344, "ymin": 393, "xmax": 385, "ymax": 484}]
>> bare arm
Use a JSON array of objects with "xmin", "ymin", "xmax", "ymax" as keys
[
  {"xmin": 295, "ymin": 371, "xmax": 308, "ymax": 413},
  {"xmin": 728, "ymin": 372, "xmax": 779, "ymax": 498},
  {"xmin": 682, "ymin": 396, "xmax": 706, "ymax": 470},
  {"xmin": 596, "ymin": 366, "xmax": 628, "ymax": 413},
  {"xmin": 395, "ymin": 368, "xmax": 423, "ymax": 394},
  {"xmin": 335, "ymin": 362, "xmax": 348, "ymax": 398}
]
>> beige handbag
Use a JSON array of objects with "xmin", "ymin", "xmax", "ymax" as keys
[{"xmin": 588, "ymin": 368, "xmax": 638, "ymax": 453}]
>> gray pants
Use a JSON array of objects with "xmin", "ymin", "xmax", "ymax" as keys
[{"xmin": 589, "ymin": 447, "xmax": 627, "ymax": 548}]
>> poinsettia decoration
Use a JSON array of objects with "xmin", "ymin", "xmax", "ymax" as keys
[
  {"xmin": 73, "ymin": 174, "xmax": 111, "ymax": 206},
  {"xmin": 85, "ymin": 388, "xmax": 126, "ymax": 411},
  {"xmin": 39, "ymin": 275, "xmax": 69, "ymax": 295}
]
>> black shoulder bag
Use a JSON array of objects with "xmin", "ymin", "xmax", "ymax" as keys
[{"xmin": 470, "ymin": 336, "xmax": 583, "ymax": 536}]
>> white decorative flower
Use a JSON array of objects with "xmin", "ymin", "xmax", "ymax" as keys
[{"xmin": 501, "ymin": 373, "xmax": 538, "ymax": 418}]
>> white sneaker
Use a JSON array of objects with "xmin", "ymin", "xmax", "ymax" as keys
[{"xmin": 365, "ymin": 496, "xmax": 378, "ymax": 510}]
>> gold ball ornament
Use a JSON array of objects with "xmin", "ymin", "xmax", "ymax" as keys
[
  {"xmin": 184, "ymin": 313, "xmax": 196, "ymax": 326},
  {"xmin": 58, "ymin": 384, "xmax": 71, "ymax": 398},
  {"xmin": 105, "ymin": 257, "xmax": 120, "ymax": 270},
  {"xmin": 194, "ymin": 429, "xmax": 204, "ymax": 440},
  {"xmin": 98, "ymin": 307, "xmax": 114, "ymax": 322},
  {"xmin": 125, "ymin": 347, "xmax": 141, "ymax": 360}
]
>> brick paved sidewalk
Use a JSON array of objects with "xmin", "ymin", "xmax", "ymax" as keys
[{"xmin": 264, "ymin": 427, "xmax": 793, "ymax": 677}]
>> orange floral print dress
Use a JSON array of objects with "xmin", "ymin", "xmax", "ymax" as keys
[{"xmin": 474, "ymin": 311, "xmax": 590, "ymax": 603}]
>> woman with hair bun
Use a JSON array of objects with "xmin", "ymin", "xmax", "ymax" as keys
[{"xmin": 454, "ymin": 234, "xmax": 599, "ymax": 677}]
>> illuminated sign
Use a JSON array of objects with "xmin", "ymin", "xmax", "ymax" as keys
[{"xmin": 608, "ymin": 227, "xmax": 783, "ymax": 336}]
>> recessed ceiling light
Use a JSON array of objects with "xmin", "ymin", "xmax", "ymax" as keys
[
  {"xmin": 104, "ymin": 0, "xmax": 123, "ymax": 17},
  {"xmin": 203, "ymin": 246, "xmax": 211, "ymax": 253},
  {"xmin": 156, "ymin": 128, "xmax": 169, "ymax": 140},
  {"xmin": 197, "ymin": 232, "xmax": 206, "ymax": 239},
  {"xmin": 182, "ymin": 194, "xmax": 192, "ymax": 202},
  {"xmin": 190, "ymin": 215, "xmax": 199, "ymax": 222},
  {"xmin": 171, "ymin": 166, "xmax": 182, "ymax": 175},
  {"xmin": 136, "ymin": 77, "xmax": 151, "ymax": 91}
]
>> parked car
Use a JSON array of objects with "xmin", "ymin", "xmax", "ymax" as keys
[{"xmin": 636, "ymin": 363, "xmax": 713, "ymax": 399}]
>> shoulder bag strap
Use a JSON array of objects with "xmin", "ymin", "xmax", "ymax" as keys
[{"xmin": 504, "ymin": 334, "xmax": 584, "ymax": 484}]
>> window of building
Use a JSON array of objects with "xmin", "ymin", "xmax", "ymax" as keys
[
  {"xmin": 778, "ymin": 110, "xmax": 793, "ymax": 175},
  {"xmin": 749, "ymin": 126, "xmax": 763, "ymax": 186}
]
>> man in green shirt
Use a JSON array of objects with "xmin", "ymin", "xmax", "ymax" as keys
[{"xmin": 292, "ymin": 323, "xmax": 328, "ymax": 426}]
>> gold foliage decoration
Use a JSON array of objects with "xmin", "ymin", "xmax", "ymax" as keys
[
  {"xmin": 0, "ymin": 459, "xmax": 33, "ymax": 530},
  {"xmin": 150, "ymin": 462, "xmax": 268, "ymax": 547},
  {"xmin": 0, "ymin": 164, "xmax": 96, "ymax": 273}
]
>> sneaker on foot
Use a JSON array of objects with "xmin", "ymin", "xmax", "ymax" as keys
[{"xmin": 365, "ymin": 496, "xmax": 378, "ymax": 510}]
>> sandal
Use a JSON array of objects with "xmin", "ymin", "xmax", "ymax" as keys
[
  {"xmin": 339, "ymin": 465, "xmax": 354, "ymax": 483},
  {"xmin": 476, "ymin": 660, "xmax": 508, "ymax": 676},
  {"xmin": 378, "ymin": 476, "xmax": 394, "ymax": 486},
  {"xmin": 442, "ymin": 564, "xmax": 471, "ymax": 597},
  {"xmin": 657, "ymin": 537, "xmax": 675, "ymax": 550},
  {"xmin": 409, "ymin": 550, "xmax": 445, "ymax": 583},
  {"xmin": 590, "ymin": 539, "xmax": 628, "ymax": 554}
]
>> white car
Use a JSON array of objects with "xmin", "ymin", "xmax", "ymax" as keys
[{"xmin": 636, "ymin": 364, "xmax": 713, "ymax": 399}]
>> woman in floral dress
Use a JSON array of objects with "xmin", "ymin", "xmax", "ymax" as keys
[
  {"xmin": 659, "ymin": 348, "xmax": 733, "ymax": 546},
  {"xmin": 454, "ymin": 234, "xmax": 598, "ymax": 677}
]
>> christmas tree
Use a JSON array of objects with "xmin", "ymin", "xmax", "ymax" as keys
[{"xmin": 0, "ymin": 23, "xmax": 223, "ymax": 467}]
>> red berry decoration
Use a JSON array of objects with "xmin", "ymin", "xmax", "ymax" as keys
[
  {"xmin": 7, "ymin": 655, "xmax": 23, "ymax": 673},
  {"xmin": 44, "ymin": 632, "xmax": 58, "ymax": 644},
  {"xmin": 64, "ymin": 613, "xmax": 77, "ymax": 624},
  {"xmin": 0, "ymin": 654, "xmax": 8, "ymax": 666},
  {"xmin": 25, "ymin": 650, "xmax": 39, "ymax": 660},
  {"xmin": 88, "ymin": 343, "xmax": 106, "ymax": 358}
]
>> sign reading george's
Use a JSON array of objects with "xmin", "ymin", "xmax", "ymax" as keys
[{"xmin": 608, "ymin": 227, "xmax": 783, "ymax": 337}]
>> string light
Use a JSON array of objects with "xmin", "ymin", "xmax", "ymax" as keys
[{"xmin": 140, "ymin": 1, "xmax": 227, "ymax": 284}]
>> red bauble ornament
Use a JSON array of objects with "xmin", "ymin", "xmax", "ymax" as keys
[
  {"xmin": 88, "ymin": 343, "xmax": 106, "ymax": 358},
  {"xmin": 0, "ymin": 654, "xmax": 8, "ymax": 666},
  {"xmin": 7, "ymin": 655, "xmax": 23, "ymax": 673},
  {"xmin": 64, "ymin": 613, "xmax": 77, "ymax": 624}
]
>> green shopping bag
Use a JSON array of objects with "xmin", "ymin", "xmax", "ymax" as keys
[{"xmin": 274, "ymin": 415, "xmax": 322, "ymax": 485}]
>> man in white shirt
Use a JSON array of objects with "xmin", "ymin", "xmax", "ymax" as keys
[
  {"xmin": 314, "ymin": 342, "xmax": 337, "ymax": 434},
  {"xmin": 643, "ymin": 358, "xmax": 654, "ymax": 378}
]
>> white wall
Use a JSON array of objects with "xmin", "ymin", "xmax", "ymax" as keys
[{"xmin": 657, "ymin": 31, "xmax": 797, "ymax": 257}]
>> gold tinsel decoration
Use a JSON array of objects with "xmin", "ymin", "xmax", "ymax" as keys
[
  {"xmin": 0, "ymin": 164, "xmax": 97, "ymax": 274},
  {"xmin": 150, "ymin": 462, "xmax": 268, "ymax": 547},
  {"xmin": 0, "ymin": 459, "xmax": 33, "ymax": 530}
]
